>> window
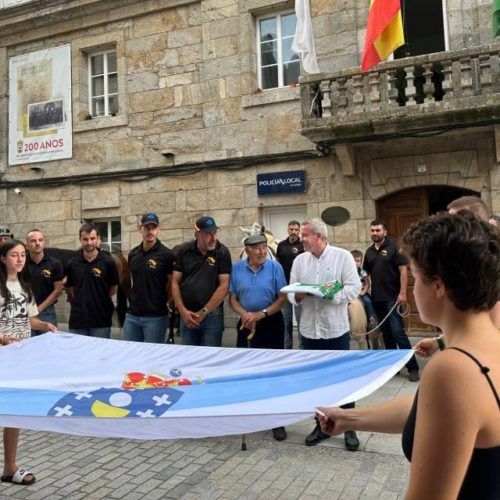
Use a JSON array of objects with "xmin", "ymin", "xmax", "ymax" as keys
[
  {"xmin": 93, "ymin": 219, "xmax": 121, "ymax": 252},
  {"xmin": 257, "ymin": 12, "xmax": 300, "ymax": 90},
  {"xmin": 394, "ymin": 0, "xmax": 447, "ymax": 58},
  {"xmin": 88, "ymin": 51, "xmax": 118, "ymax": 117}
]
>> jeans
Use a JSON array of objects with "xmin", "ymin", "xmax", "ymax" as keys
[
  {"xmin": 301, "ymin": 332, "xmax": 355, "ymax": 409},
  {"xmin": 360, "ymin": 294, "xmax": 377, "ymax": 321},
  {"xmin": 282, "ymin": 302, "xmax": 302, "ymax": 349},
  {"xmin": 31, "ymin": 305, "xmax": 58, "ymax": 337},
  {"xmin": 180, "ymin": 308, "xmax": 223, "ymax": 347},
  {"xmin": 372, "ymin": 299, "xmax": 419, "ymax": 373},
  {"xmin": 122, "ymin": 314, "xmax": 168, "ymax": 344},
  {"xmin": 69, "ymin": 327, "xmax": 111, "ymax": 338}
]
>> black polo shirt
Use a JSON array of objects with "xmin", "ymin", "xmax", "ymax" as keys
[
  {"xmin": 363, "ymin": 239, "xmax": 408, "ymax": 302},
  {"xmin": 27, "ymin": 254, "xmax": 64, "ymax": 306},
  {"xmin": 276, "ymin": 237, "xmax": 304, "ymax": 283},
  {"xmin": 66, "ymin": 250, "xmax": 119, "ymax": 328},
  {"xmin": 128, "ymin": 239, "xmax": 174, "ymax": 317},
  {"xmin": 174, "ymin": 240, "xmax": 232, "ymax": 311}
]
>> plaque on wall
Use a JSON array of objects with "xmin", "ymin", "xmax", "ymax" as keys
[{"xmin": 257, "ymin": 170, "xmax": 306, "ymax": 196}]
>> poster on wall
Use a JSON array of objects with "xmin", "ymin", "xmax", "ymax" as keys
[{"xmin": 8, "ymin": 44, "xmax": 72, "ymax": 166}]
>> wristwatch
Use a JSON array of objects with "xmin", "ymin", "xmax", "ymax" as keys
[
  {"xmin": 201, "ymin": 307, "xmax": 209, "ymax": 315},
  {"xmin": 261, "ymin": 309, "xmax": 268, "ymax": 317}
]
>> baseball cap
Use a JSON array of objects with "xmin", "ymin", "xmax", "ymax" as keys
[
  {"xmin": 0, "ymin": 227, "xmax": 13, "ymax": 237},
  {"xmin": 244, "ymin": 234, "xmax": 267, "ymax": 246},
  {"xmin": 140, "ymin": 213, "xmax": 160, "ymax": 226},
  {"xmin": 195, "ymin": 216, "xmax": 219, "ymax": 233}
]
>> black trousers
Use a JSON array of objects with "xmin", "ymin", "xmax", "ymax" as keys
[
  {"xmin": 236, "ymin": 311, "xmax": 284, "ymax": 349},
  {"xmin": 372, "ymin": 300, "xmax": 419, "ymax": 373}
]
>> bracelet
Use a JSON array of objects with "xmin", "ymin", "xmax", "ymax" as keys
[{"xmin": 435, "ymin": 335, "xmax": 446, "ymax": 351}]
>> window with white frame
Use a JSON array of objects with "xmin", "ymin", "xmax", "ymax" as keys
[
  {"xmin": 257, "ymin": 12, "xmax": 300, "ymax": 90},
  {"xmin": 93, "ymin": 219, "xmax": 121, "ymax": 252},
  {"xmin": 88, "ymin": 51, "xmax": 118, "ymax": 117}
]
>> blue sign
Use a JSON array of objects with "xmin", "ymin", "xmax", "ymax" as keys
[{"xmin": 257, "ymin": 170, "xmax": 306, "ymax": 196}]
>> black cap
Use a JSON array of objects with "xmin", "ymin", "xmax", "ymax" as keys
[
  {"xmin": 140, "ymin": 213, "xmax": 160, "ymax": 226},
  {"xmin": 0, "ymin": 227, "xmax": 13, "ymax": 237},
  {"xmin": 195, "ymin": 216, "xmax": 219, "ymax": 233},
  {"xmin": 244, "ymin": 234, "xmax": 267, "ymax": 246}
]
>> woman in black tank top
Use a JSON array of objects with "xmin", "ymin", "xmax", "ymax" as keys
[{"xmin": 317, "ymin": 212, "xmax": 500, "ymax": 499}]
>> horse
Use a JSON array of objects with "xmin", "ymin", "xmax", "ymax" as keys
[
  {"xmin": 239, "ymin": 223, "xmax": 279, "ymax": 260},
  {"xmin": 348, "ymin": 298, "xmax": 384, "ymax": 350}
]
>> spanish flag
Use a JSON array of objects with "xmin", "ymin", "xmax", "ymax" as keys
[{"xmin": 361, "ymin": 0, "xmax": 405, "ymax": 71}]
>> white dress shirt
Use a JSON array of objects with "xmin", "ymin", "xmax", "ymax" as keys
[{"xmin": 288, "ymin": 245, "xmax": 361, "ymax": 339}]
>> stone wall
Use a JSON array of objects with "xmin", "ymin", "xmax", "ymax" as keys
[
  {"xmin": 1, "ymin": 0, "xmax": 497, "ymax": 179},
  {"xmin": 0, "ymin": 0, "xmax": 497, "ymax": 248}
]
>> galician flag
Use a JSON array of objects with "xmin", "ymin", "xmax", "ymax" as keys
[
  {"xmin": 361, "ymin": 0, "xmax": 405, "ymax": 71},
  {"xmin": 494, "ymin": 0, "xmax": 500, "ymax": 37},
  {"xmin": 0, "ymin": 333, "xmax": 413, "ymax": 440}
]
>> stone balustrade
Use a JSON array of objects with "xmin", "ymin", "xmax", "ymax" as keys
[{"xmin": 299, "ymin": 44, "xmax": 500, "ymax": 144}]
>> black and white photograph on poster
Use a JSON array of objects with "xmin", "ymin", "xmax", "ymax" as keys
[
  {"xmin": 8, "ymin": 44, "xmax": 72, "ymax": 166},
  {"xmin": 28, "ymin": 99, "xmax": 64, "ymax": 132}
]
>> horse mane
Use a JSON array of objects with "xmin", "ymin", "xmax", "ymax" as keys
[{"xmin": 238, "ymin": 223, "xmax": 278, "ymax": 259}]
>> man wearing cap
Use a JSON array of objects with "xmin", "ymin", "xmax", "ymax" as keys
[
  {"xmin": 228, "ymin": 233, "xmax": 288, "ymax": 441},
  {"xmin": 171, "ymin": 216, "xmax": 232, "ymax": 347},
  {"xmin": 0, "ymin": 228, "xmax": 13, "ymax": 247},
  {"xmin": 26, "ymin": 229, "xmax": 64, "ymax": 336},
  {"xmin": 123, "ymin": 213, "xmax": 174, "ymax": 343}
]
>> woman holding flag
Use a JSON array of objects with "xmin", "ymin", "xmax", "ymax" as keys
[
  {"xmin": 317, "ymin": 212, "xmax": 500, "ymax": 499},
  {"xmin": 0, "ymin": 239, "xmax": 57, "ymax": 486}
]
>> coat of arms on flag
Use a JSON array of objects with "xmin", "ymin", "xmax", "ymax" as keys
[{"xmin": 47, "ymin": 386, "xmax": 184, "ymax": 418}]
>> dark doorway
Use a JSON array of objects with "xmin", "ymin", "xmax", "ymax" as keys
[
  {"xmin": 394, "ymin": 0, "xmax": 446, "ymax": 58},
  {"xmin": 376, "ymin": 186, "xmax": 479, "ymax": 333}
]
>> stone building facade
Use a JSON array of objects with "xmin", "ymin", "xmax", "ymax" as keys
[{"xmin": 0, "ymin": 0, "xmax": 499, "ymax": 330}]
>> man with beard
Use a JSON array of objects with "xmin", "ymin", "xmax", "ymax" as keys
[
  {"xmin": 276, "ymin": 220, "xmax": 304, "ymax": 349},
  {"xmin": 26, "ymin": 229, "xmax": 64, "ymax": 336},
  {"xmin": 288, "ymin": 218, "xmax": 361, "ymax": 450},
  {"xmin": 363, "ymin": 220, "xmax": 419, "ymax": 381},
  {"xmin": 172, "ymin": 216, "xmax": 231, "ymax": 347},
  {"xmin": 229, "ymin": 233, "xmax": 288, "ymax": 441},
  {"xmin": 123, "ymin": 213, "xmax": 174, "ymax": 343},
  {"xmin": 66, "ymin": 223, "xmax": 118, "ymax": 338}
]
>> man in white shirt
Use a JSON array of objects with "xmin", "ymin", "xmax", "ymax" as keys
[{"xmin": 289, "ymin": 218, "xmax": 361, "ymax": 450}]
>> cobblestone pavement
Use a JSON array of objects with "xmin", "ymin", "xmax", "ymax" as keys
[{"xmin": 0, "ymin": 370, "xmax": 418, "ymax": 500}]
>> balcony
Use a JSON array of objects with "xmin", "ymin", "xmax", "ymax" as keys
[{"xmin": 299, "ymin": 44, "xmax": 500, "ymax": 146}]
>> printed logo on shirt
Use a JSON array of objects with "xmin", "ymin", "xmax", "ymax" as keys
[
  {"xmin": 147, "ymin": 258, "xmax": 158, "ymax": 269},
  {"xmin": 41, "ymin": 269, "xmax": 52, "ymax": 278},
  {"xmin": 92, "ymin": 267, "xmax": 102, "ymax": 278},
  {"xmin": 292, "ymin": 247, "xmax": 299, "ymax": 254},
  {"xmin": 381, "ymin": 249, "xmax": 388, "ymax": 257},
  {"xmin": 207, "ymin": 257, "xmax": 216, "ymax": 267}
]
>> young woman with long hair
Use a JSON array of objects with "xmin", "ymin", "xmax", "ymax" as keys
[{"xmin": 0, "ymin": 239, "xmax": 56, "ymax": 486}]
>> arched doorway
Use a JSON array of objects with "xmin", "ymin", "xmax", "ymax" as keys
[{"xmin": 375, "ymin": 186, "xmax": 479, "ymax": 332}]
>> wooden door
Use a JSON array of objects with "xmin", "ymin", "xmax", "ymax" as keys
[{"xmin": 376, "ymin": 187, "xmax": 436, "ymax": 333}]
